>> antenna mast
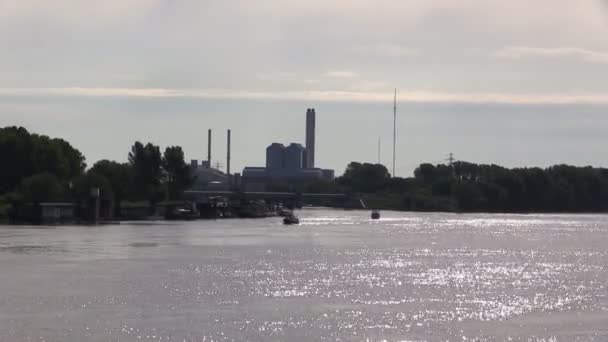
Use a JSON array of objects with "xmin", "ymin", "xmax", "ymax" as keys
[{"xmin": 392, "ymin": 89, "xmax": 397, "ymax": 177}]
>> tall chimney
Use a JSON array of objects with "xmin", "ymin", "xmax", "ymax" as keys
[
  {"xmin": 305, "ymin": 108, "xmax": 316, "ymax": 168},
  {"xmin": 226, "ymin": 129, "xmax": 231, "ymax": 175},
  {"xmin": 207, "ymin": 129, "xmax": 212, "ymax": 167}
]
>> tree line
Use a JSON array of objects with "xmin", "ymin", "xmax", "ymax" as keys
[
  {"xmin": 3, "ymin": 125, "xmax": 608, "ymax": 215},
  {"xmin": 0, "ymin": 127, "xmax": 194, "ymax": 216},
  {"xmin": 335, "ymin": 161, "xmax": 608, "ymax": 212}
]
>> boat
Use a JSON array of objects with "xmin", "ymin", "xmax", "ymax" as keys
[
  {"xmin": 371, "ymin": 210, "xmax": 381, "ymax": 220},
  {"xmin": 164, "ymin": 202, "xmax": 199, "ymax": 220},
  {"xmin": 283, "ymin": 213, "xmax": 300, "ymax": 225}
]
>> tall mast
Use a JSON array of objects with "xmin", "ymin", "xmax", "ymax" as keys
[{"xmin": 392, "ymin": 88, "xmax": 397, "ymax": 177}]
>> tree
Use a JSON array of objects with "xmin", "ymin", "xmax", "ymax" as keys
[
  {"xmin": 52, "ymin": 137, "xmax": 86, "ymax": 179},
  {"xmin": 339, "ymin": 162, "xmax": 390, "ymax": 193},
  {"xmin": 414, "ymin": 163, "xmax": 437, "ymax": 184},
  {"xmin": 303, "ymin": 180, "xmax": 339, "ymax": 194},
  {"xmin": 71, "ymin": 171, "xmax": 113, "ymax": 202},
  {"xmin": 128, "ymin": 142, "xmax": 163, "ymax": 204},
  {"xmin": 0, "ymin": 126, "xmax": 85, "ymax": 194},
  {"xmin": 337, "ymin": 160, "xmax": 608, "ymax": 213},
  {"xmin": 18, "ymin": 173, "xmax": 64, "ymax": 204},
  {"xmin": 162, "ymin": 146, "xmax": 194, "ymax": 200},
  {"xmin": 384, "ymin": 177, "xmax": 419, "ymax": 194},
  {"xmin": 90, "ymin": 160, "xmax": 131, "ymax": 211}
]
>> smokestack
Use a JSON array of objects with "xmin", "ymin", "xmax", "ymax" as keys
[
  {"xmin": 305, "ymin": 108, "xmax": 316, "ymax": 168},
  {"xmin": 226, "ymin": 129, "xmax": 231, "ymax": 175},
  {"xmin": 207, "ymin": 129, "xmax": 212, "ymax": 167}
]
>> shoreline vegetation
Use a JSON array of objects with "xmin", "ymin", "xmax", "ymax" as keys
[
  {"xmin": 3, "ymin": 125, "xmax": 608, "ymax": 223},
  {"xmin": 345, "ymin": 162, "xmax": 608, "ymax": 214}
]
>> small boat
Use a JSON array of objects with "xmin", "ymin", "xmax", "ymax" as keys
[
  {"xmin": 371, "ymin": 210, "xmax": 381, "ymax": 220},
  {"xmin": 283, "ymin": 213, "xmax": 300, "ymax": 225}
]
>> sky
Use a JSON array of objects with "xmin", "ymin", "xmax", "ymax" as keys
[{"xmin": 1, "ymin": 0, "xmax": 608, "ymax": 176}]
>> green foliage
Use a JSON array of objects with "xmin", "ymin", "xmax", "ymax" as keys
[
  {"xmin": 338, "ymin": 162, "xmax": 390, "ymax": 193},
  {"xmin": 90, "ymin": 160, "xmax": 131, "ymax": 206},
  {"xmin": 0, "ymin": 127, "xmax": 197, "ymax": 208},
  {"xmin": 18, "ymin": 173, "xmax": 65, "ymax": 203},
  {"xmin": 344, "ymin": 160, "xmax": 608, "ymax": 213},
  {"xmin": 0, "ymin": 126, "xmax": 85, "ymax": 194},
  {"xmin": 303, "ymin": 180, "xmax": 340, "ymax": 194},
  {"xmin": 162, "ymin": 146, "xmax": 194, "ymax": 200},
  {"xmin": 72, "ymin": 171, "xmax": 114, "ymax": 201},
  {"xmin": 128, "ymin": 142, "xmax": 163, "ymax": 204},
  {"xmin": 0, "ymin": 204, "xmax": 8, "ymax": 219},
  {"xmin": 0, "ymin": 195, "xmax": 9, "ymax": 219}
]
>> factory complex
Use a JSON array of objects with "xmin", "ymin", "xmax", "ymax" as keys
[{"xmin": 189, "ymin": 108, "xmax": 335, "ymax": 192}]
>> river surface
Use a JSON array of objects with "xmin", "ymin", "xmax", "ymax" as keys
[{"xmin": 0, "ymin": 210, "xmax": 607, "ymax": 341}]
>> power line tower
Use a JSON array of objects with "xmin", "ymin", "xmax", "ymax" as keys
[
  {"xmin": 447, "ymin": 152, "xmax": 455, "ymax": 167},
  {"xmin": 447, "ymin": 152, "xmax": 455, "ymax": 179}
]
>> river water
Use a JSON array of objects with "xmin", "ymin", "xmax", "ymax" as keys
[{"xmin": 0, "ymin": 210, "xmax": 607, "ymax": 341}]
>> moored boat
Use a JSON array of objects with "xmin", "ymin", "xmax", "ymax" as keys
[{"xmin": 283, "ymin": 213, "xmax": 300, "ymax": 225}]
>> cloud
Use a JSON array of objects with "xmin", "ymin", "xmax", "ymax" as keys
[
  {"xmin": 495, "ymin": 46, "xmax": 608, "ymax": 64},
  {"xmin": 355, "ymin": 43, "xmax": 416, "ymax": 58},
  {"xmin": 2, "ymin": 1, "xmax": 608, "ymax": 99},
  {"xmin": 324, "ymin": 71, "xmax": 360, "ymax": 79},
  {"xmin": 347, "ymin": 81, "xmax": 389, "ymax": 92},
  {"xmin": 0, "ymin": 0, "xmax": 159, "ymax": 28},
  {"xmin": 2, "ymin": 87, "xmax": 608, "ymax": 105},
  {"xmin": 256, "ymin": 72, "xmax": 298, "ymax": 81}
]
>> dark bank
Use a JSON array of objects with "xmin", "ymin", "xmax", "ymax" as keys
[{"xmin": 2, "ymin": 124, "xmax": 608, "ymax": 225}]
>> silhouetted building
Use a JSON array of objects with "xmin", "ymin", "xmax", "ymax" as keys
[
  {"xmin": 190, "ymin": 159, "xmax": 229, "ymax": 191},
  {"xmin": 284, "ymin": 143, "xmax": 306, "ymax": 169},
  {"xmin": 305, "ymin": 108, "xmax": 316, "ymax": 168},
  {"xmin": 241, "ymin": 108, "xmax": 333, "ymax": 191},
  {"xmin": 266, "ymin": 143, "xmax": 285, "ymax": 169},
  {"xmin": 9, "ymin": 203, "xmax": 76, "ymax": 224}
]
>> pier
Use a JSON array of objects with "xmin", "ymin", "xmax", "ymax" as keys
[{"xmin": 184, "ymin": 191, "xmax": 363, "ymax": 209}]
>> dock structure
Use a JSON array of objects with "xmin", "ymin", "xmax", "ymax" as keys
[{"xmin": 183, "ymin": 190, "xmax": 362, "ymax": 209}]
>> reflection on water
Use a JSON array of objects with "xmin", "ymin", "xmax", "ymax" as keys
[
  {"xmin": 0, "ymin": 245, "xmax": 68, "ymax": 255},
  {"xmin": 129, "ymin": 242, "xmax": 160, "ymax": 248},
  {"xmin": 0, "ymin": 210, "xmax": 607, "ymax": 341}
]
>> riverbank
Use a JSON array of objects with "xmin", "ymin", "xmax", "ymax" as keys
[{"xmin": 362, "ymin": 193, "xmax": 608, "ymax": 214}]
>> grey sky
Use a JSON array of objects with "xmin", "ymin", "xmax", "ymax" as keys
[{"xmin": 1, "ymin": 0, "xmax": 608, "ymax": 176}]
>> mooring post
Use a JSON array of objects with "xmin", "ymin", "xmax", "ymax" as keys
[{"xmin": 90, "ymin": 187, "xmax": 100, "ymax": 224}]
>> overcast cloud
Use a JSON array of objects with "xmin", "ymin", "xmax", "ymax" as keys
[{"xmin": 1, "ymin": 0, "xmax": 608, "ymax": 175}]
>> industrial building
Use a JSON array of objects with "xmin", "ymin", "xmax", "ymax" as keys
[
  {"xmin": 189, "ymin": 129, "xmax": 235, "ymax": 191},
  {"xmin": 306, "ymin": 108, "xmax": 315, "ymax": 168},
  {"xmin": 189, "ymin": 159, "xmax": 229, "ymax": 191},
  {"xmin": 241, "ymin": 108, "xmax": 335, "ymax": 191}
]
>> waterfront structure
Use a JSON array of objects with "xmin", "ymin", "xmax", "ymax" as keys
[{"xmin": 9, "ymin": 203, "xmax": 76, "ymax": 224}]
